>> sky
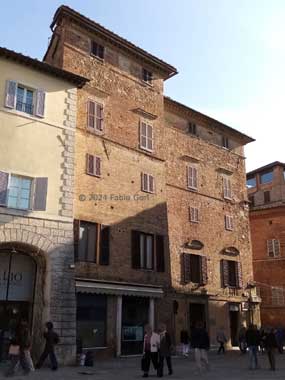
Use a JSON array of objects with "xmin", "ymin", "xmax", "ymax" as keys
[{"xmin": 1, "ymin": 0, "xmax": 284, "ymax": 172}]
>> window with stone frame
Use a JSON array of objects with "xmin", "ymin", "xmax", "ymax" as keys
[
  {"xmin": 225, "ymin": 215, "xmax": 234, "ymax": 231},
  {"xmin": 187, "ymin": 166, "xmax": 198, "ymax": 190},
  {"xmin": 182, "ymin": 253, "xmax": 207, "ymax": 285},
  {"xmin": 86, "ymin": 154, "xmax": 101, "ymax": 177},
  {"xmin": 189, "ymin": 207, "xmax": 199, "ymax": 223},
  {"xmin": 188, "ymin": 122, "xmax": 197, "ymax": 136},
  {"xmin": 87, "ymin": 100, "xmax": 104, "ymax": 132},
  {"xmin": 223, "ymin": 177, "xmax": 232, "ymax": 199},
  {"xmin": 272, "ymin": 287, "xmax": 285, "ymax": 306},
  {"xmin": 140, "ymin": 121, "xmax": 154, "ymax": 152},
  {"xmin": 264, "ymin": 190, "xmax": 271, "ymax": 204},
  {"xmin": 131, "ymin": 230, "xmax": 165, "ymax": 272},
  {"xmin": 222, "ymin": 136, "xmax": 229, "ymax": 149},
  {"xmin": 141, "ymin": 173, "xmax": 155, "ymax": 193},
  {"xmin": 142, "ymin": 68, "xmax": 153, "ymax": 84},
  {"xmin": 91, "ymin": 41, "xmax": 104, "ymax": 60},
  {"xmin": 74, "ymin": 220, "xmax": 110, "ymax": 264},
  {"xmin": 221, "ymin": 259, "xmax": 242, "ymax": 288},
  {"xmin": 267, "ymin": 239, "xmax": 280, "ymax": 258}
]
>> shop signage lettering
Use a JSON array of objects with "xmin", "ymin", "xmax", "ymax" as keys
[{"xmin": 0, "ymin": 271, "xmax": 23, "ymax": 284}]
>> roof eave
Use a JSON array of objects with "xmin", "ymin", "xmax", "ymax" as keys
[{"xmin": 50, "ymin": 5, "xmax": 177, "ymax": 80}]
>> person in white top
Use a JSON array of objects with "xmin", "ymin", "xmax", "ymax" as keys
[{"xmin": 142, "ymin": 325, "xmax": 160, "ymax": 378}]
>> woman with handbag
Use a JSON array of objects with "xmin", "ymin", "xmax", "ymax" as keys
[
  {"xmin": 141, "ymin": 325, "xmax": 160, "ymax": 378},
  {"xmin": 6, "ymin": 320, "xmax": 31, "ymax": 377}
]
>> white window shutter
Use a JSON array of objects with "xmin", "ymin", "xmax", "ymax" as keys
[
  {"xmin": 274, "ymin": 239, "xmax": 280, "ymax": 257},
  {"xmin": 35, "ymin": 89, "xmax": 46, "ymax": 117},
  {"xmin": 5, "ymin": 80, "xmax": 17, "ymax": 109},
  {"xmin": 149, "ymin": 175, "xmax": 154, "ymax": 193},
  {"xmin": 95, "ymin": 157, "xmax": 101, "ymax": 177},
  {"xmin": 267, "ymin": 239, "xmax": 274, "ymax": 257}
]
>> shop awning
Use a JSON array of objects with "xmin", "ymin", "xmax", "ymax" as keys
[{"xmin": 76, "ymin": 279, "xmax": 164, "ymax": 298}]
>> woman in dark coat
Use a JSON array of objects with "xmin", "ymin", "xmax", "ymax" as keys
[
  {"xmin": 265, "ymin": 328, "xmax": 278, "ymax": 371},
  {"xmin": 157, "ymin": 324, "xmax": 173, "ymax": 377}
]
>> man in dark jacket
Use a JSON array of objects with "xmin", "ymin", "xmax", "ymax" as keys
[
  {"xmin": 245, "ymin": 324, "xmax": 260, "ymax": 370},
  {"xmin": 36, "ymin": 322, "xmax": 59, "ymax": 371},
  {"xmin": 157, "ymin": 324, "xmax": 172, "ymax": 377},
  {"xmin": 191, "ymin": 321, "xmax": 210, "ymax": 372},
  {"xmin": 265, "ymin": 328, "xmax": 277, "ymax": 371}
]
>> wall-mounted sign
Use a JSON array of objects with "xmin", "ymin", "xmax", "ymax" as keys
[
  {"xmin": 241, "ymin": 302, "xmax": 249, "ymax": 311},
  {"xmin": 0, "ymin": 252, "xmax": 36, "ymax": 301}
]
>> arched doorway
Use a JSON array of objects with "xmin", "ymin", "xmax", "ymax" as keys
[{"xmin": 0, "ymin": 250, "xmax": 36, "ymax": 361}]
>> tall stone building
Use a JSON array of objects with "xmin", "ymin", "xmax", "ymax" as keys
[
  {"xmin": 44, "ymin": 5, "xmax": 259, "ymax": 359},
  {"xmin": 0, "ymin": 47, "xmax": 87, "ymax": 363},
  {"xmin": 247, "ymin": 161, "xmax": 285, "ymax": 326}
]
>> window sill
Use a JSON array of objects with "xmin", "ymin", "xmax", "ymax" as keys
[
  {"xmin": 90, "ymin": 54, "xmax": 104, "ymax": 64},
  {"xmin": 86, "ymin": 127, "xmax": 105, "ymax": 136},
  {"xmin": 141, "ymin": 189, "xmax": 155, "ymax": 195},
  {"xmin": 187, "ymin": 187, "xmax": 198, "ymax": 192},
  {"xmin": 139, "ymin": 146, "xmax": 154, "ymax": 154},
  {"xmin": 141, "ymin": 80, "xmax": 153, "ymax": 88},
  {"xmin": 190, "ymin": 220, "xmax": 199, "ymax": 224},
  {"xmin": 86, "ymin": 172, "xmax": 102, "ymax": 178}
]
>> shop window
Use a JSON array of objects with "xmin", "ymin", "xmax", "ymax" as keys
[
  {"xmin": 74, "ymin": 221, "xmax": 110, "ymax": 265},
  {"xmin": 76, "ymin": 293, "xmax": 107, "ymax": 348}
]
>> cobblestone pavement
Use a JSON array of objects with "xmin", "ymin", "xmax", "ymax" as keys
[{"xmin": 1, "ymin": 350, "xmax": 285, "ymax": 380}]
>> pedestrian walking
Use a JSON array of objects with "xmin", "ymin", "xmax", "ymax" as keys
[
  {"xmin": 157, "ymin": 323, "xmax": 173, "ymax": 377},
  {"xmin": 180, "ymin": 329, "xmax": 189, "ymax": 357},
  {"xmin": 6, "ymin": 320, "xmax": 31, "ymax": 377},
  {"xmin": 275, "ymin": 327, "xmax": 284, "ymax": 354},
  {"xmin": 245, "ymin": 324, "xmax": 260, "ymax": 370},
  {"xmin": 264, "ymin": 328, "xmax": 277, "ymax": 371},
  {"xmin": 216, "ymin": 328, "xmax": 227, "ymax": 354},
  {"xmin": 35, "ymin": 322, "xmax": 59, "ymax": 371},
  {"xmin": 238, "ymin": 326, "xmax": 247, "ymax": 354},
  {"xmin": 141, "ymin": 325, "xmax": 160, "ymax": 378},
  {"xmin": 191, "ymin": 321, "xmax": 210, "ymax": 373}
]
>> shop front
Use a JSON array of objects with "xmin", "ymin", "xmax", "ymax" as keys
[
  {"xmin": 0, "ymin": 250, "xmax": 36, "ymax": 361},
  {"xmin": 76, "ymin": 279, "xmax": 163, "ymax": 357}
]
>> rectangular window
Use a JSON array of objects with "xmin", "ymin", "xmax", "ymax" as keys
[
  {"xmin": 139, "ymin": 233, "xmax": 154, "ymax": 270},
  {"xmin": 7, "ymin": 175, "xmax": 32, "ymax": 210},
  {"xmin": 189, "ymin": 207, "xmax": 199, "ymax": 223},
  {"xmin": 223, "ymin": 177, "xmax": 232, "ymax": 199},
  {"xmin": 222, "ymin": 136, "xmax": 229, "ymax": 149},
  {"xmin": 264, "ymin": 191, "xmax": 271, "ymax": 203},
  {"xmin": 86, "ymin": 154, "xmax": 101, "ymax": 177},
  {"xmin": 141, "ymin": 173, "xmax": 155, "ymax": 193},
  {"xmin": 260, "ymin": 170, "xmax": 273, "ymax": 184},
  {"xmin": 246, "ymin": 176, "xmax": 257, "ymax": 188},
  {"xmin": 187, "ymin": 166, "xmax": 198, "ymax": 190},
  {"xmin": 188, "ymin": 122, "xmax": 197, "ymax": 135},
  {"xmin": 267, "ymin": 239, "xmax": 280, "ymax": 258},
  {"xmin": 228, "ymin": 261, "xmax": 237, "ymax": 287},
  {"xmin": 87, "ymin": 100, "xmax": 104, "ymax": 132},
  {"xmin": 76, "ymin": 293, "xmax": 107, "ymax": 347},
  {"xmin": 91, "ymin": 41, "xmax": 104, "ymax": 59},
  {"xmin": 16, "ymin": 86, "xmax": 34, "ymax": 115},
  {"xmin": 140, "ymin": 121, "xmax": 153, "ymax": 152},
  {"xmin": 190, "ymin": 254, "xmax": 202, "ymax": 284},
  {"xmin": 272, "ymin": 287, "xmax": 284, "ymax": 306},
  {"xmin": 225, "ymin": 215, "xmax": 234, "ymax": 231},
  {"xmin": 142, "ymin": 68, "xmax": 153, "ymax": 84},
  {"xmin": 78, "ymin": 221, "xmax": 98, "ymax": 262}
]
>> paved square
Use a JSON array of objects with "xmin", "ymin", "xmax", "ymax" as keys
[{"xmin": 1, "ymin": 351, "xmax": 285, "ymax": 380}]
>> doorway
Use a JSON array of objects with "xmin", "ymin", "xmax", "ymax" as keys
[
  {"xmin": 229, "ymin": 306, "xmax": 239, "ymax": 346},
  {"xmin": 0, "ymin": 251, "xmax": 36, "ymax": 361},
  {"xmin": 189, "ymin": 303, "xmax": 206, "ymax": 332}
]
